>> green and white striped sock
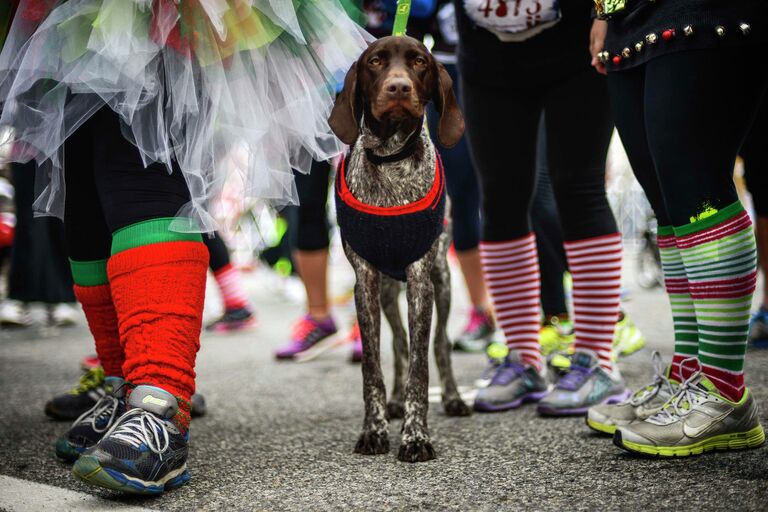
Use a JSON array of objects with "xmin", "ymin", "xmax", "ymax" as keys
[{"xmin": 657, "ymin": 226, "xmax": 696, "ymax": 382}]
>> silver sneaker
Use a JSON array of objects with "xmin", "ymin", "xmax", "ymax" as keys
[
  {"xmin": 473, "ymin": 346, "xmax": 550, "ymax": 412},
  {"xmin": 537, "ymin": 349, "xmax": 629, "ymax": 416},
  {"xmin": 614, "ymin": 371, "xmax": 765, "ymax": 457},
  {"xmin": 587, "ymin": 351, "xmax": 678, "ymax": 434}
]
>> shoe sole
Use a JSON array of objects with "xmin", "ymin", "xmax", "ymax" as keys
[
  {"xmin": 585, "ymin": 417, "xmax": 617, "ymax": 435},
  {"xmin": 73, "ymin": 455, "xmax": 190, "ymax": 495},
  {"xmin": 206, "ymin": 318, "xmax": 258, "ymax": 333},
  {"xmin": 473, "ymin": 391, "xmax": 549, "ymax": 413},
  {"xmin": 613, "ymin": 424, "xmax": 766, "ymax": 457},
  {"xmin": 54, "ymin": 439, "xmax": 85, "ymax": 462},
  {"xmin": 537, "ymin": 390, "xmax": 631, "ymax": 417}
]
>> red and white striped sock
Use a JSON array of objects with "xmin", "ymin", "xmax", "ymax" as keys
[
  {"xmin": 480, "ymin": 234, "xmax": 542, "ymax": 370},
  {"xmin": 564, "ymin": 233, "xmax": 623, "ymax": 371},
  {"xmin": 213, "ymin": 263, "xmax": 251, "ymax": 311}
]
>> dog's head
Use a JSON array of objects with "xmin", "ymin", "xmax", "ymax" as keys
[{"xmin": 329, "ymin": 36, "xmax": 464, "ymax": 148}]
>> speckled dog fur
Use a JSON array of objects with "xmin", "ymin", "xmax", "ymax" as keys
[{"xmin": 330, "ymin": 36, "xmax": 469, "ymax": 463}]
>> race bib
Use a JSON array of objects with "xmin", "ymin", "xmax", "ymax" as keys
[{"xmin": 463, "ymin": 0, "xmax": 562, "ymax": 41}]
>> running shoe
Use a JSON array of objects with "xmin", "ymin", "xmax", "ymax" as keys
[
  {"xmin": 587, "ymin": 351, "xmax": 679, "ymax": 435},
  {"xmin": 205, "ymin": 307, "xmax": 257, "ymax": 332},
  {"xmin": 539, "ymin": 316, "xmax": 574, "ymax": 357},
  {"xmin": 48, "ymin": 303, "xmax": 79, "ymax": 327},
  {"xmin": 614, "ymin": 371, "xmax": 765, "ymax": 457},
  {"xmin": 474, "ymin": 344, "xmax": 550, "ymax": 412},
  {"xmin": 612, "ymin": 312, "xmax": 646, "ymax": 357},
  {"xmin": 0, "ymin": 300, "xmax": 32, "ymax": 328},
  {"xmin": 55, "ymin": 377, "xmax": 126, "ymax": 462},
  {"xmin": 537, "ymin": 349, "xmax": 629, "ymax": 417},
  {"xmin": 348, "ymin": 322, "xmax": 363, "ymax": 363},
  {"xmin": 45, "ymin": 367, "xmax": 106, "ymax": 421},
  {"xmin": 748, "ymin": 306, "xmax": 768, "ymax": 348},
  {"xmin": 274, "ymin": 315, "xmax": 338, "ymax": 360},
  {"xmin": 73, "ymin": 385, "xmax": 191, "ymax": 495},
  {"xmin": 191, "ymin": 393, "xmax": 207, "ymax": 418},
  {"xmin": 80, "ymin": 354, "xmax": 100, "ymax": 371},
  {"xmin": 453, "ymin": 307, "xmax": 495, "ymax": 352}
]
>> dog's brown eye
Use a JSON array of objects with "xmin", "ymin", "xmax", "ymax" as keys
[
  {"xmin": 414, "ymin": 57, "xmax": 426, "ymax": 66},
  {"xmin": 369, "ymin": 56, "xmax": 381, "ymax": 66}
]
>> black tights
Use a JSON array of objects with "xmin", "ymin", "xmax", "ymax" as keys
[
  {"xmin": 608, "ymin": 45, "xmax": 768, "ymax": 227},
  {"xmin": 64, "ymin": 108, "xmax": 191, "ymax": 262},
  {"xmin": 461, "ymin": 68, "xmax": 617, "ymax": 242}
]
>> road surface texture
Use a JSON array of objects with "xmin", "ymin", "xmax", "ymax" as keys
[{"xmin": 1, "ymin": 257, "xmax": 767, "ymax": 511}]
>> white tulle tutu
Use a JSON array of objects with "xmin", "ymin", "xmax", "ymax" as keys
[{"xmin": 0, "ymin": 0, "xmax": 371, "ymax": 230}]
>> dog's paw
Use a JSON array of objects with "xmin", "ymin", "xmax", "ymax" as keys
[
  {"xmin": 354, "ymin": 431, "xmax": 390, "ymax": 455},
  {"xmin": 386, "ymin": 401, "xmax": 405, "ymax": 420},
  {"xmin": 443, "ymin": 398, "xmax": 472, "ymax": 417},
  {"xmin": 397, "ymin": 440, "xmax": 436, "ymax": 463}
]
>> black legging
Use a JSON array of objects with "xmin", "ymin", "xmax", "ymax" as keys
[
  {"xmin": 291, "ymin": 159, "xmax": 333, "ymax": 252},
  {"xmin": 531, "ymin": 119, "xmax": 568, "ymax": 318},
  {"xmin": 64, "ymin": 108, "xmax": 191, "ymax": 262},
  {"xmin": 427, "ymin": 63, "xmax": 481, "ymax": 252},
  {"xmin": 742, "ymin": 93, "xmax": 768, "ymax": 217},
  {"xmin": 462, "ymin": 67, "xmax": 617, "ymax": 242},
  {"xmin": 608, "ymin": 46, "xmax": 768, "ymax": 227}
]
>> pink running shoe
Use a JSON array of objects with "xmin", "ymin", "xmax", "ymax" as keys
[
  {"xmin": 348, "ymin": 322, "xmax": 362, "ymax": 363},
  {"xmin": 453, "ymin": 307, "xmax": 495, "ymax": 352},
  {"xmin": 275, "ymin": 315, "xmax": 338, "ymax": 360},
  {"xmin": 80, "ymin": 354, "xmax": 100, "ymax": 371}
]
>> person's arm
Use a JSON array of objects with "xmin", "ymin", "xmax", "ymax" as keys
[{"xmin": 590, "ymin": 19, "xmax": 608, "ymax": 75}]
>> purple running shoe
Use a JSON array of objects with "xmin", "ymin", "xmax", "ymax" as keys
[
  {"xmin": 275, "ymin": 315, "xmax": 338, "ymax": 360},
  {"xmin": 537, "ymin": 349, "xmax": 629, "ymax": 417},
  {"xmin": 474, "ymin": 349, "xmax": 550, "ymax": 412}
]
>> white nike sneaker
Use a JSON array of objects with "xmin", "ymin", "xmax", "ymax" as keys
[
  {"xmin": 614, "ymin": 371, "xmax": 764, "ymax": 457},
  {"xmin": 587, "ymin": 351, "xmax": 679, "ymax": 435}
]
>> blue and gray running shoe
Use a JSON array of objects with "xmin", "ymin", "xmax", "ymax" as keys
[
  {"xmin": 73, "ymin": 385, "xmax": 190, "ymax": 495},
  {"xmin": 55, "ymin": 377, "xmax": 126, "ymax": 462},
  {"xmin": 748, "ymin": 306, "xmax": 768, "ymax": 348},
  {"xmin": 474, "ymin": 344, "xmax": 550, "ymax": 412},
  {"xmin": 537, "ymin": 349, "xmax": 629, "ymax": 417}
]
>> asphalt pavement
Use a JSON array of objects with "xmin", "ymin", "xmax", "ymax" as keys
[{"xmin": 1, "ymin": 258, "xmax": 767, "ymax": 511}]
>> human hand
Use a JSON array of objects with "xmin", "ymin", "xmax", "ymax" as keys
[{"xmin": 590, "ymin": 19, "xmax": 608, "ymax": 75}]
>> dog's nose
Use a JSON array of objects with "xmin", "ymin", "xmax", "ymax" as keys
[{"xmin": 385, "ymin": 78, "xmax": 413, "ymax": 98}]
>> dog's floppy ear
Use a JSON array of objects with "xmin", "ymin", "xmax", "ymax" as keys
[
  {"xmin": 329, "ymin": 62, "xmax": 360, "ymax": 145},
  {"xmin": 432, "ymin": 61, "xmax": 464, "ymax": 148}
]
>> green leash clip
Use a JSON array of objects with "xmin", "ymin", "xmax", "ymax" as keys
[{"xmin": 392, "ymin": 0, "xmax": 412, "ymax": 36}]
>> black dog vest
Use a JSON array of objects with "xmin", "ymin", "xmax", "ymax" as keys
[{"xmin": 335, "ymin": 152, "xmax": 446, "ymax": 282}]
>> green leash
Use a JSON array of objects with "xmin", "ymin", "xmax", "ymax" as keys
[{"xmin": 392, "ymin": 0, "xmax": 412, "ymax": 36}]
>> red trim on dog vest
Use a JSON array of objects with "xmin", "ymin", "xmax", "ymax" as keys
[{"xmin": 337, "ymin": 154, "xmax": 444, "ymax": 216}]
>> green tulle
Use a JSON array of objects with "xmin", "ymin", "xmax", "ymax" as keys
[{"xmin": 338, "ymin": 0, "xmax": 367, "ymax": 26}]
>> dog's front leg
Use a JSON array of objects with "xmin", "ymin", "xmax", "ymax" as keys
[
  {"xmin": 347, "ymin": 247, "xmax": 389, "ymax": 455},
  {"xmin": 380, "ymin": 276, "xmax": 408, "ymax": 420},
  {"xmin": 398, "ymin": 245, "xmax": 438, "ymax": 463}
]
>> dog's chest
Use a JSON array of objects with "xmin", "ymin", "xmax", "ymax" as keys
[{"xmin": 345, "ymin": 135, "xmax": 435, "ymax": 208}]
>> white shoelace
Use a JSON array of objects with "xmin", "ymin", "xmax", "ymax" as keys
[
  {"xmin": 109, "ymin": 408, "xmax": 170, "ymax": 458},
  {"xmin": 649, "ymin": 358, "xmax": 709, "ymax": 425},
  {"xmin": 72, "ymin": 395, "xmax": 119, "ymax": 434},
  {"xmin": 625, "ymin": 351, "xmax": 674, "ymax": 407}
]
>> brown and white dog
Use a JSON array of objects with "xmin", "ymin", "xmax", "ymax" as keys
[{"xmin": 329, "ymin": 36, "xmax": 469, "ymax": 463}]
